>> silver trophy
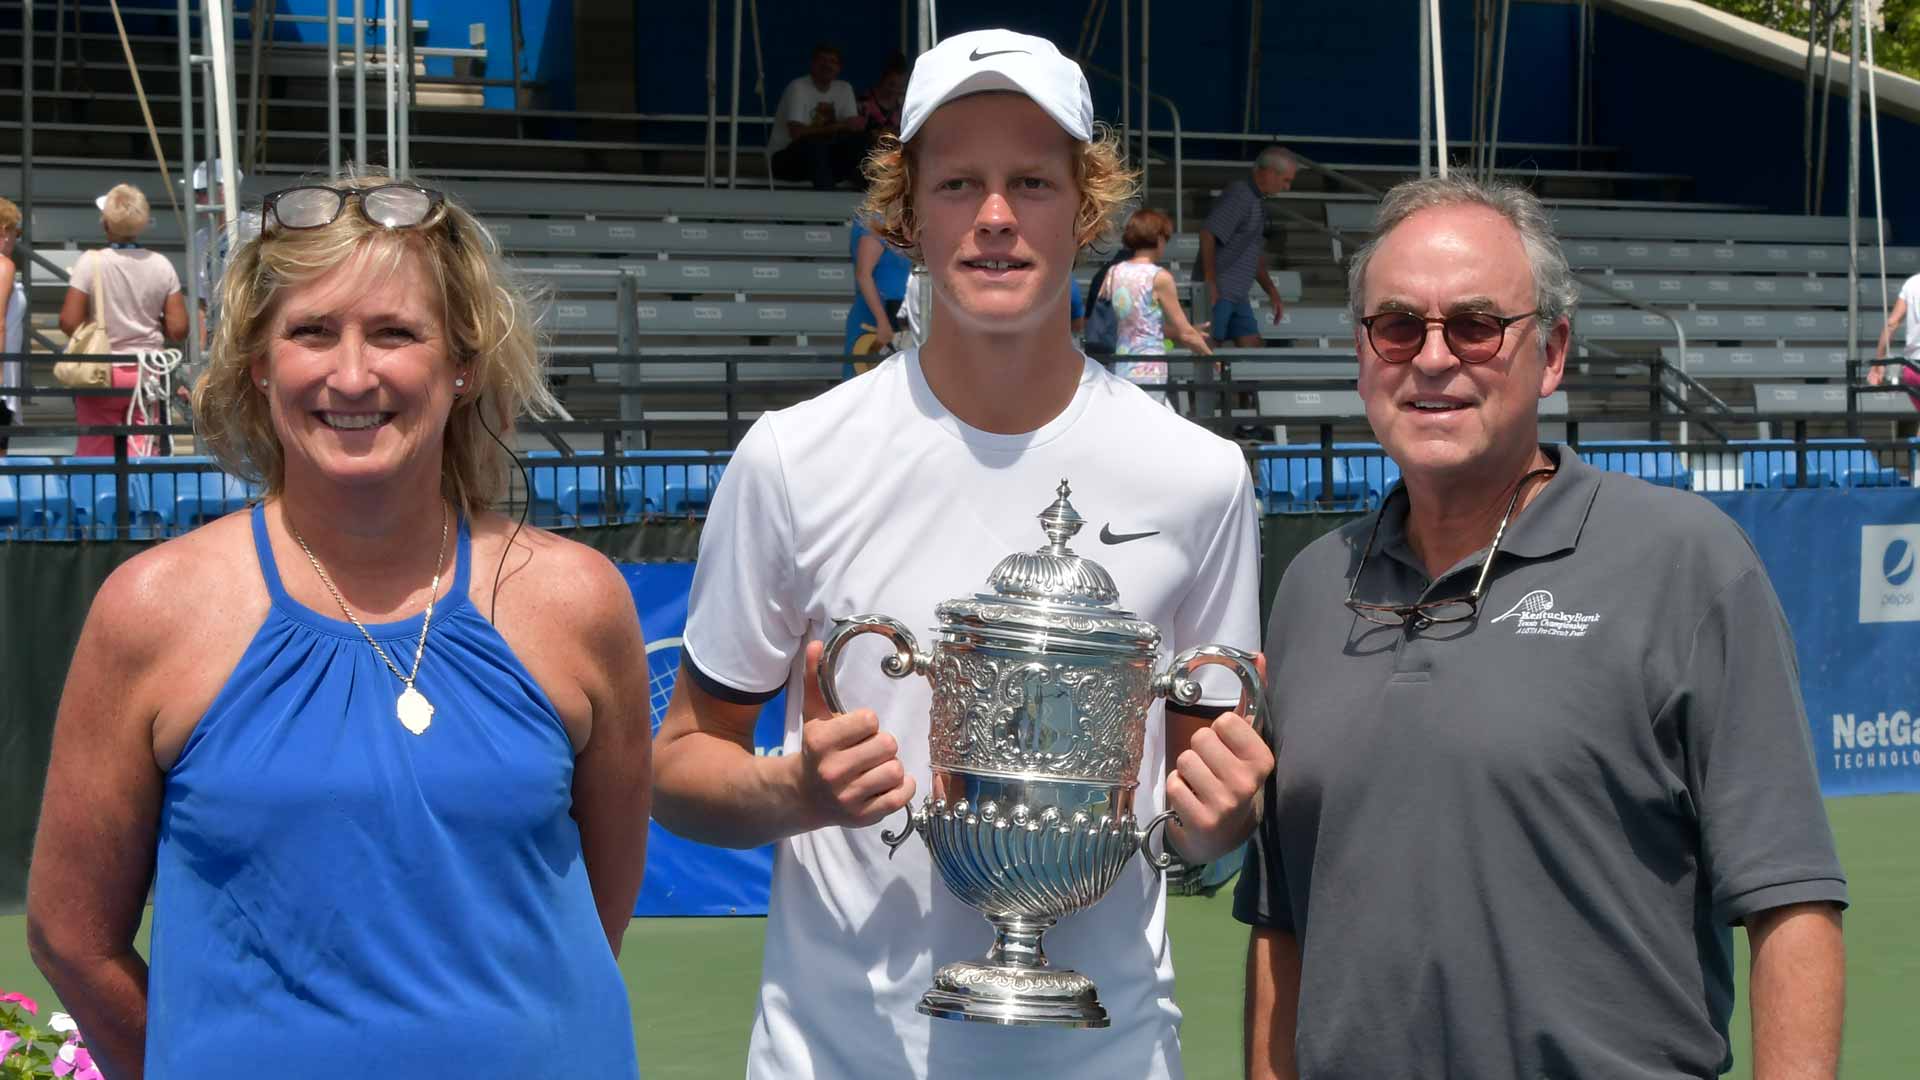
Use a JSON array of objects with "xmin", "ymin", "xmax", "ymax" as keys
[{"xmin": 818, "ymin": 480, "xmax": 1263, "ymax": 1028}]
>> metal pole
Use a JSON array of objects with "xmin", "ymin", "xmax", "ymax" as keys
[
  {"xmin": 384, "ymin": 0, "xmax": 397, "ymax": 170},
  {"xmin": 328, "ymin": 0, "xmax": 340, "ymax": 176},
  {"xmin": 204, "ymin": 0, "xmax": 240, "ymax": 229},
  {"xmin": 1419, "ymin": 0, "xmax": 1432, "ymax": 177},
  {"xmin": 1243, "ymin": 0, "xmax": 1260, "ymax": 133},
  {"xmin": 1121, "ymin": 0, "xmax": 1130, "ymax": 157},
  {"xmin": 354, "ymin": 0, "xmax": 367, "ymax": 166},
  {"xmin": 508, "ymin": 0, "xmax": 525, "ymax": 138},
  {"xmin": 1575, "ymin": 0, "xmax": 1588, "ymax": 168},
  {"xmin": 727, "ymin": 0, "xmax": 742, "ymax": 187},
  {"xmin": 1816, "ymin": 1, "xmax": 1838, "ymax": 212},
  {"xmin": 177, "ymin": 0, "xmax": 200, "ymax": 370},
  {"xmin": 1847, "ymin": 0, "xmax": 1861, "ymax": 431},
  {"xmin": 705, "ymin": 0, "xmax": 718, "ymax": 188},
  {"xmin": 22, "ymin": 0, "xmax": 33, "ymax": 309},
  {"xmin": 52, "ymin": 0, "xmax": 64, "ymax": 94},
  {"xmin": 398, "ymin": 0, "xmax": 412, "ymax": 176},
  {"xmin": 1140, "ymin": 0, "xmax": 1150, "ymax": 195},
  {"xmin": 1866, "ymin": 4, "xmax": 1889, "ymax": 320},
  {"xmin": 1430, "ymin": 0, "xmax": 1449, "ymax": 177},
  {"xmin": 1485, "ymin": 0, "xmax": 1510, "ymax": 182},
  {"xmin": 246, "ymin": 0, "xmax": 266, "ymax": 166},
  {"xmin": 1802, "ymin": 0, "xmax": 1821, "ymax": 213}
]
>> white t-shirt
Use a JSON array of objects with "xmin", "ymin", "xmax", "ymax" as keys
[
  {"xmin": 768, "ymin": 75, "xmax": 859, "ymax": 155},
  {"xmin": 684, "ymin": 350, "xmax": 1260, "ymax": 1080},
  {"xmin": 1900, "ymin": 273, "xmax": 1920, "ymax": 359}
]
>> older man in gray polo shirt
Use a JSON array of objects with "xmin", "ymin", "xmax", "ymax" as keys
[{"xmin": 1236, "ymin": 176, "xmax": 1847, "ymax": 1079}]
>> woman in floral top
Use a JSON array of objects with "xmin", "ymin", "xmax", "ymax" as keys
[{"xmin": 1101, "ymin": 208, "xmax": 1212, "ymax": 402}]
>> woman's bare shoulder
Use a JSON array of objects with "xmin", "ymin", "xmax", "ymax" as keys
[
  {"xmin": 468, "ymin": 514, "xmax": 637, "ymax": 639},
  {"xmin": 86, "ymin": 511, "xmax": 268, "ymax": 659}
]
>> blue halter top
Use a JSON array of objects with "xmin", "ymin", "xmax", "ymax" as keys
[{"xmin": 147, "ymin": 504, "xmax": 639, "ymax": 1077}]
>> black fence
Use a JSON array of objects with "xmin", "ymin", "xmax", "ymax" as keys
[{"xmin": 5, "ymin": 351, "xmax": 1920, "ymax": 538}]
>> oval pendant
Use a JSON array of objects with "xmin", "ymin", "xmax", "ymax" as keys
[{"xmin": 397, "ymin": 685, "xmax": 435, "ymax": 735}]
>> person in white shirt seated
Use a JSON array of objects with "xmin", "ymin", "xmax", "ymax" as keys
[{"xmin": 769, "ymin": 43, "xmax": 866, "ymax": 190}]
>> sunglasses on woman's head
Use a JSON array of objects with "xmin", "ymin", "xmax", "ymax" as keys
[
  {"xmin": 263, "ymin": 184, "xmax": 447, "ymax": 232},
  {"xmin": 1359, "ymin": 309, "xmax": 1542, "ymax": 364}
]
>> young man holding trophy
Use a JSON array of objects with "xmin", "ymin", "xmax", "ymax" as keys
[{"xmin": 652, "ymin": 28, "xmax": 1272, "ymax": 1080}]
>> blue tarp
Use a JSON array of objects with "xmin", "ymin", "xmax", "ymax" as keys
[{"xmin": 622, "ymin": 562, "xmax": 783, "ymax": 916}]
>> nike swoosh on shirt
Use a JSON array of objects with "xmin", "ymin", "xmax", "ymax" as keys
[
  {"xmin": 1099, "ymin": 525, "xmax": 1160, "ymax": 545},
  {"xmin": 969, "ymin": 48, "xmax": 1032, "ymax": 61}
]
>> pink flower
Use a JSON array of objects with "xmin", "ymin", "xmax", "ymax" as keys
[
  {"xmin": 0, "ymin": 1029, "xmax": 20, "ymax": 1057},
  {"xmin": 55, "ymin": 1040, "xmax": 100, "ymax": 1079},
  {"xmin": 0, "ymin": 990, "xmax": 38, "ymax": 1015}
]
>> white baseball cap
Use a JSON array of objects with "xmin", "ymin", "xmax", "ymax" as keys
[
  {"xmin": 899, "ymin": 29, "xmax": 1093, "ymax": 145},
  {"xmin": 192, "ymin": 159, "xmax": 243, "ymax": 191}
]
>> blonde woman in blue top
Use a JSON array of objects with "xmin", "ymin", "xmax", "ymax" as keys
[{"xmin": 26, "ymin": 174, "xmax": 650, "ymax": 1079}]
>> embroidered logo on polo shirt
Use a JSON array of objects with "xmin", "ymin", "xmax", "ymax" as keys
[{"xmin": 1490, "ymin": 589, "xmax": 1601, "ymax": 637}]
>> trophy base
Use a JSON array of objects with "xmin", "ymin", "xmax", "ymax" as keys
[{"xmin": 917, "ymin": 960, "xmax": 1109, "ymax": 1028}]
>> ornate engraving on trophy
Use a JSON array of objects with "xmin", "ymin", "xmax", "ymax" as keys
[{"xmin": 816, "ymin": 480, "xmax": 1265, "ymax": 1029}]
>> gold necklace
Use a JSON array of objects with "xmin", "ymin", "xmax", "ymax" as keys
[{"xmin": 287, "ymin": 502, "xmax": 450, "ymax": 735}]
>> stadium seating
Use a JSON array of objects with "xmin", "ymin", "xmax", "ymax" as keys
[{"xmin": 1574, "ymin": 441, "xmax": 1694, "ymax": 488}]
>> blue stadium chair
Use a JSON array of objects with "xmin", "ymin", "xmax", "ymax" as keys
[
  {"xmin": 1738, "ymin": 438, "xmax": 1879, "ymax": 490},
  {"xmin": 0, "ymin": 457, "xmax": 72, "ymax": 539},
  {"xmin": 174, "ymin": 472, "xmax": 259, "ymax": 528},
  {"xmin": 622, "ymin": 451, "xmax": 723, "ymax": 517},
  {"xmin": 63, "ymin": 457, "xmax": 119, "ymax": 538},
  {"xmin": 1328, "ymin": 442, "xmax": 1401, "ymax": 504},
  {"xmin": 1844, "ymin": 466, "xmax": 1907, "ymax": 488},
  {"xmin": 1576, "ymin": 440, "xmax": 1694, "ymax": 489},
  {"xmin": 1253, "ymin": 449, "xmax": 1367, "ymax": 513},
  {"xmin": 526, "ymin": 450, "xmax": 606, "ymax": 527}
]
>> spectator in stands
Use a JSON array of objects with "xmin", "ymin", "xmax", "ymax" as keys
[
  {"xmin": 192, "ymin": 159, "xmax": 263, "ymax": 333},
  {"xmin": 59, "ymin": 184, "xmax": 186, "ymax": 457},
  {"xmin": 859, "ymin": 53, "xmax": 909, "ymax": 146},
  {"xmin": 0, "ymin": 196, "xmax": 22, "ymax": 452},
  {"xmin": 1195, "ymin": 146, "xmax": 1295, "ymax": 430},
  {"xmin": 653, "ymin": 29, "xmax": 1269, "ymax": 1080},
  {"xmin": 1103, "ymin": 207, "xmax": 1213, "ymax": 402},
  {"xmin": 26, "ymin": 175, "xmax": 649, "ymax": 1080},
  {"xmin": 1870, "ymin": 271, "xmax": 1920, "ymax": 408},
  {"xmin": 846, "ymin": 210, "xmax": 911, "ymax": 360},
  {"xmin": 1199, "ymin": 146, "xmax": 1295, "ymax": 346},
  {"xmin": 770, "ymin": 44, "xmax": 866, "ymax": 190},
  {"xmin": 1237, "ymin": 175, "xmax": 1846, "ymax": 1080}
]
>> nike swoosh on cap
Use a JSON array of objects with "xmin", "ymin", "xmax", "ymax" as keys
[
  {"xmin": 969, "ymin": 47, "xmax": 1032, "ymax": 61},
  {"xmin": 1099, "ymin": 525, "xmax": 1159, "ymax": 545}
]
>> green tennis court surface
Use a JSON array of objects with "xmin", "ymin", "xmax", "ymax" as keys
[{"xmin": 4, "ymin": 793, "xmax": 1912, "ymax": 1077}]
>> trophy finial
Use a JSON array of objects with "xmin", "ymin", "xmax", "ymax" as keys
[{"xmin": 1038, "ymin": 479, "xmax": 1085, "ymax": 554}]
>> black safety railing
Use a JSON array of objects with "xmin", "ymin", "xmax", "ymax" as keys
[{"xmin": 4, "ymin": 351, "xmax": 1919, "ymax": 538}]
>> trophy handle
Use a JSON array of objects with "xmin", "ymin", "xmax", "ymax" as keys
[
  {"xmin": 816, "ymin": 614, "xmax": 927, "ymax": 715},
  {"xmin": 881, "ymin": 801, "xmax": 926, "ymax": 856},
  {"xmin": 1137, "ymin": 809, "xmax": 1180, "ymax": 873},
  {"xmin": 1153, "ymin": 643, "xmax": 1265, "ymax": 734},
  {"xmin": 818, "ymin": 615, "xmax": 929, "ymax": 852}
]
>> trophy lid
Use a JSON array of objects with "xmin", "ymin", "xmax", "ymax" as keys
[
  {"xmin": 934, "ymin": 480, "xmax": 1160, "ymax": 656},
  {"xmin": 985, "ymin": 480, "xmax": 1121, "ymax": 607}
]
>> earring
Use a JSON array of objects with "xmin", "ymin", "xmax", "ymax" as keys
[
  {"xmin": 258, "ymin": 378, "xmax": 268, "ymax": 388},
  {"xmin": 454, "ymin": 377, "xmax": 466, "ymax": 388}
]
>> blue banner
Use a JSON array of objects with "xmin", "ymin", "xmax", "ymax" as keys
[
  {"xmin": 621, "ymin": 562, "xmax": 785, "ymax": 916},
  {"xmin": 1706, "ymin": 489, "xmax": 1920, "ymax": 796}
]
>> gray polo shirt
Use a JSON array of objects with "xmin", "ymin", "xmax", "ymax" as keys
[
  {"xmin": 1235, "ymin": 446, "xmax": 1846, "ymax": 1080},
  {"xmin": 1203, "ymin": 177, "xmax": 1267, "ymax": 303}
]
